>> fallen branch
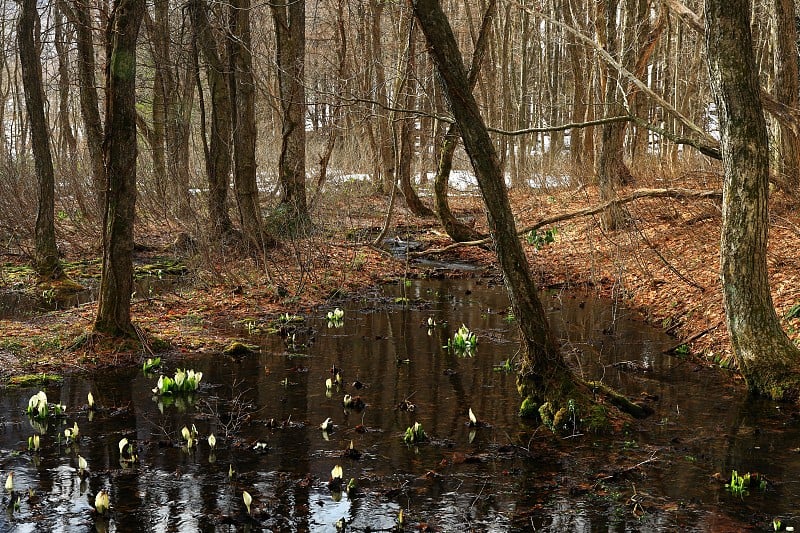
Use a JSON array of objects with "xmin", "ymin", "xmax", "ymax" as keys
[
  {"xmin": 663, "ymin": 321, "xmax": 724, "ymax": 354},
  {"xmin": 413, "ymin": 187, "xmax": 723, "ymax": 256}
]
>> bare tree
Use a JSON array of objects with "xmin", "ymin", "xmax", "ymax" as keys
[
  {"xmin": 189, "ymin": 0, "xmax": 234, "ymax": 241},
  {"xmin": 228, "ymin": 0, "xmax": 269, "ymax": 248},
  {"xmin": 94, "ymin": 0, "xmax": 145, "ymax": 337},
  {"xmin": 271, "ymin": 0, "xmax": 309, "ymax": 226},
  {"xmin": 17, "ymin": 0, "xmax": 63, "ymax": 279},
  {"xmin": 706, "ymin": 0, "xmax": 800, "ymax": 399}
]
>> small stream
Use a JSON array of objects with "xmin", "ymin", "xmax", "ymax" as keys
[{"xmin": 0, "ymin": 278, "xmax": 798, "ymax": 531}]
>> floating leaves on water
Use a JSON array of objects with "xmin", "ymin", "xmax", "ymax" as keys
[
  {"xmin": 242, "ymin": 490, "xmax": 252, "ymax": 515},
  {"xmin": 94, "ymin": 489, "xmax": 109, "ymax": 515}
]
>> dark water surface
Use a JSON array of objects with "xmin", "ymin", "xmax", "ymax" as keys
[{"xmin": 1, "ymin": 279, "xmax": 799, "ymax": 531}]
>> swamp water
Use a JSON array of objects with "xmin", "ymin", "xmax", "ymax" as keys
[{"xmin": 1, "ymin": 278, "xmax": 799, "ymax": 531}]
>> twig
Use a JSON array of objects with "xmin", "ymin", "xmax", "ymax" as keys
[
  {"xmin": 663, "ymin": 321, "xmax": 723, "ymax": 354},
  {"xmin": 598, "ymin": 451, "xmax": 658, "ymax": 481}
]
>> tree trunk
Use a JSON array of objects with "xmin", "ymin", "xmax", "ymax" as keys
[
  {"xmin": 595, "ymin": 0, "xmax": 631, "ymax": 231},
  {"xmin": 67, "ymin": 0, "xmax": 106, "ymax": 215},
  {"xmin": 271, "ymin": 0, "xmax": 309, "ymax": 226},
  {"xmin": 772, "ymin": 0, "xmax": 800, "ymax": 191},
  {"xmin": 94, "ymin": 0, "xmax": 144, "ymax": 337},
  {"xmin": 432, "ymin": 0, "xmax": 494, "ymax": 243},
  {"xmin": 54, "ymin": 6, "xmax": 78, "ymax": 173},
  {"xmin": 397, "ymin": 19, "xmax": 434, "ymax": 218},
  {"xmin": 189, "ymin": 0, "xmax": 234, "ymax": 241},
  {"xmin": 18, "ymin": 0, "xmax": 63, "ymax": 279},
  {"xmin": 229, "ymin": 0, "xmax": 269, "ymax": 248},
  {"xmin": 369, "ymin": 0, "xmax": 394, "ymax": 193},
  {"xmin": 706, "ymin": 0, "xmax": 800, "ymax": 400},
  {"xmin": 411, "ymin": 0, "xmax": 583, "ymax": 423}
]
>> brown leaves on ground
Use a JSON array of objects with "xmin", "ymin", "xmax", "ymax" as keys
[{"xmin": 4, "ymin": 170, "xmax": 800, "ymax": 379}]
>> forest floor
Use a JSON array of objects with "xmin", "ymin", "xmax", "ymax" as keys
[{"xmin": 3, "ymin": 167, "xmax": 800, "ymax": 385}]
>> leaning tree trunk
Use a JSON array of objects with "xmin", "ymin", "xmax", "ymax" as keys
[
  {"xmin": 432, "ymin": 0, "xmax": 494, "ymax": 243},
  {"xmin": 411, "ymin": 0, "xmax": 586, "ymax": 422},
  {"xmin": 95, "ymin": 0, "xmax": 144, "ymax": 337},
  {"xmin": 706, "ymin": 0, "xmax": 800, "ymax": 400},
  {"xmin": 18, "ymin": 0, "xmax": 63, "ymax": 280}
]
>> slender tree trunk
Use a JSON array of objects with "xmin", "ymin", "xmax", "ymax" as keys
[
  {"xmin": 17, "ymin": 0, "xmax": 63, "ymax": 279},
  {"xmin": 189, "ymin": 0, "xmax": 234, "ymax": 241},
  {"xmin": 67, "ymin": 0, "xmax": 106, "ymax": 215},
  {"xmin": 706, "ymin": 0, "xmax": 800, "ymax": 400},
  {"xmin": 397, "ymin": 19, "xmax": 434, "ymax": 218},
  {"xmin": 412, "ymin": 0, "xmax": 580, "ymax": 415},
  {"xmin": 143, "ymin": 8, "xmax": 168, "ymax": 211},
  {"xmin": 433, "ymin": 0, "xmax": 494, "ymax": 242},
  {"xmin": 370, "ymin": 0, "xmax": 394, "ymax": 193},
  {"xmin": 594, "ymin": 0, "xmax": 632, "ymax": 230},
  {"xmin": 54, "ymin": 7, "xmax": 77, "ymax": 173},
  {"xmin": 772, "ymin": 0, "xmax": 800, "ymax": 191},
  {"xmin": 271, "ymin": 0, "xmax": 309, "ymax": 225},
  {"xmin": 229, "ymin": 0, "xmax": 268, "ymax": 248},
  {"xmin": 94, "ymin": 0, "xmax": 144, "ymax": 337}
]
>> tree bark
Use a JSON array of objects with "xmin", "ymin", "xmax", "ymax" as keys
[
  {"xmin": 432, "ymin": 0, "xmax": 494, "ymax": 242},
  {"xmin": 396, "ymin": 19, "xmax": 434, "ymax": 218},
  {"xmin": 17, "ymin": 0, "xmax": 63, "ymax": 279},
  {"xmin": 229, "ymin": 0, "xmax": 269, "ymax": 248},
  {"xmin": 54, "ymin": 6, "xmax": 77, "ymax": 172},
  {"xmin": 271, "ymin": 0, "xmax": 309, "ymax": 225},
  {"xmin": 594, "ymin": 0, "xmax": 631, "ymax": 231},
  {"xmin": 772, "ymin": 0, "xmax": 800, "ymax": 191},
  {"xmin": 65, "ymin": 0, "xmax": 106, "ymax": 215},
  {"xmin": 188, "ymin": 0, "xmax": 234, "ymax": 241},
  {"xmin": 706, "ymin": 0, "xmax": 800, "ymax": 400},
  {"xmin": 94, "ymin": 0, "xmax": 144, "ymax": 337},
  {"xmin": 411, "ymin": 0, "xmax": 581, "ymax": 420}
]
